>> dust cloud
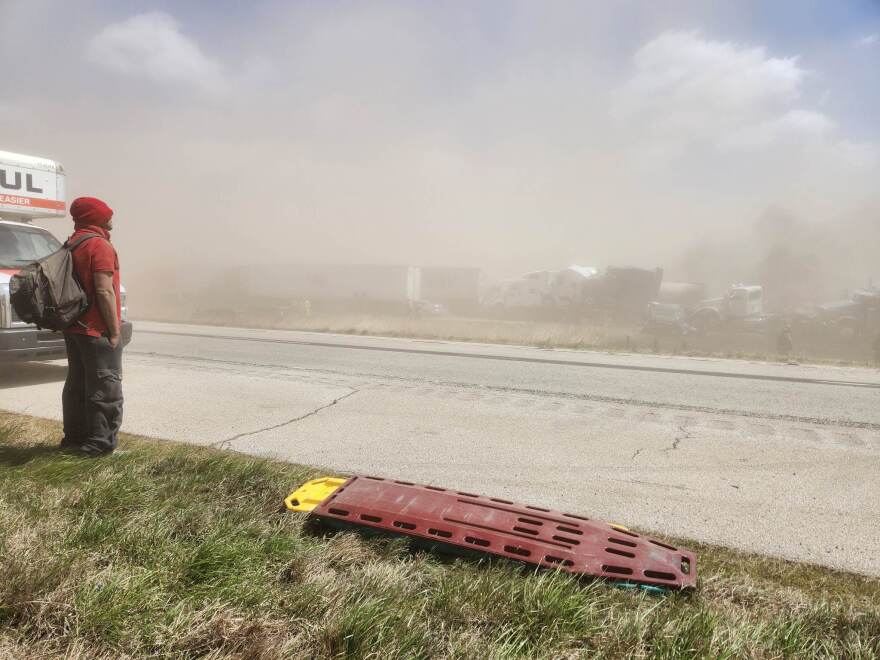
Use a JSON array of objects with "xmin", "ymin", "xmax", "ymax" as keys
[
  {"xmin": 676, "ymin": 204, "xmax": 880, "ymax": 311},
  {"xmin": 2, "ymin": 1, "xmax": 878, "ymax": 313}
]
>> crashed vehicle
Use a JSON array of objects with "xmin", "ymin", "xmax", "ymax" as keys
[
  {"xmin": 646, "ymin": 302, "xmax": 694, "ymax": 336},
  {"xmin": 482, "ymin": 265, "xmax": 661, "ymax": 320},
  {"xmin": 481, "ymin": 270, "xmax": 560, "ymax": 311},
  {"xmin": 816, "ymin": 287, "xmax": 880, "ymax": 339},
  {"xmin": 687, "ymin": 284, "xmax": 765, "ymax": 333},
  {"xmin": 585, "ymin": 266, "xmax": 663, "ymax": 320}
]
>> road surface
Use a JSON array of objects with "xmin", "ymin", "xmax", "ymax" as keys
[{"xmin": 2, "ymin": 320, "xmax": 879, "ymax": 575}]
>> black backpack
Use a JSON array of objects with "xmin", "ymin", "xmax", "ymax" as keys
[{"xmin": 9, "ymin": 234, "xmax": 104, "ymax": 331}]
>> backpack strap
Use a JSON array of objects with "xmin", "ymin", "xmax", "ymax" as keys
[{"xmin": 64, "ymin": 233, "xmax": 105, "ymax": 251}]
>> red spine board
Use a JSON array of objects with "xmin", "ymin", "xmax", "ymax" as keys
[{"xmin": 312, "ymin": 476, "xmax": 697, "ymax": 589}]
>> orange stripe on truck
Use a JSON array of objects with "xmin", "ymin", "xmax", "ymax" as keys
[{"xmin": 0, "ymin": 194, "xmax": 65, "ymax": 211}]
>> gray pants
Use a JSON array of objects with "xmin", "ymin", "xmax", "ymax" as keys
[{"xmin": 62, "ymin": 333, "xmax": 123, "ymax": 455}]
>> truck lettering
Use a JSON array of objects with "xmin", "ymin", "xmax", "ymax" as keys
[
  {"xmin": 1, "ymin": 195, "xmax": 31, "ymax": 205},
  {"xmin": 26, "ymin": 174, "xmax": 43, "ymax": 193},
  {"xmin": 0, "ymin": 171, "xmax": 44, "ymax": 194},
  {"xmin": 0, "ymin": 169, "xmax": 21, "ymax": 190}
]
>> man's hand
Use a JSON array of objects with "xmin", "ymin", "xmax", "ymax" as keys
[{"xmin": 93, "ymin": 271, "xmax": 121, "ymax": 344}]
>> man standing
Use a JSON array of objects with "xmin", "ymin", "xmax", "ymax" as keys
[
  {"xmin": 60, "ymin": 197, "xmax": 123, "ymax": 457},
  {"xmin": 776, "ymin": 324, "xmax": 793, "ymax": 357}
]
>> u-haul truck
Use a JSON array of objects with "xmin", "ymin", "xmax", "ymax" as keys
[
  {"xmin": 0, "ymin": 150, "xmax": 67, "ymax": 221},
  {"xmin": 1, "ymin": 150, "xmax": 131, "ymax": 361}
]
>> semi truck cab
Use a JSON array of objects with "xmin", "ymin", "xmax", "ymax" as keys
[{"xmin": 0, "ymin": 150, "xmax": 131, "ymax": 362}]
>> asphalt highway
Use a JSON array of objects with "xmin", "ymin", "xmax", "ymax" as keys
[{"xmin": 3, "ymin": 320, "xmax": 879, "ymax": 575}]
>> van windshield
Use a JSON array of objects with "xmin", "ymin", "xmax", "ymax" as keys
[{"xmin": 0, "ymin": 224, "xmax": 62, "ymax": 268}]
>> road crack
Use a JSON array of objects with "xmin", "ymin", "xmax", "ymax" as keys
[
  {"xmin": 213, "ymin": 388, "xmax": 359, "ymax": 450},
  {"xmin": 630, "ymin": 448, "xmax": 644, "ymax": 461},
  {"xmin": 664, "ymin": 425, "xmax": 692, "ymax": 454}
]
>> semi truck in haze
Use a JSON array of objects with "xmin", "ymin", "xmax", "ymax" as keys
[
  {"xmin": 648, "ymin": 284, "xmax": 764, "ymax": 334},
  {"xmin": 0, "ymin": 150, "xmax": 130, "ymax": 362},
  {"xmin": 688, "ymin": 284, "xmax": 764, "ymax": 331}
]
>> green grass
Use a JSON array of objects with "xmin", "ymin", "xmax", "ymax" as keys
[{"xmin": 1, "ymin": 413, "xmax": 878, "ymax": 659}]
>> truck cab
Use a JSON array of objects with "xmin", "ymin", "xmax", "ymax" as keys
[
  {"xmin": 689, "ymin": 284, "xmax": 764, "ymax": 333},
  {"xmin": 0, "ymin": 150, "xmax": 131, "ymax": 362},
  {"xmin": 726, "ymin": 285, "xmax": 764, "ymax": 319}
]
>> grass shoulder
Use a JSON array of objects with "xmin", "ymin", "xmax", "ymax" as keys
[
  {"xmin": 1, "ymin": 412, "xmax": 878, "ymax": 658},
  {"xmin": 138, "ymin": 312, "xmax": 880, "ymax": 369}
]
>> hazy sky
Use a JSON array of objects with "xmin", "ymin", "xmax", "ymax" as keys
[{"xmin": 3, "ymin": 0, "xmax": 878, "ymax": 277}]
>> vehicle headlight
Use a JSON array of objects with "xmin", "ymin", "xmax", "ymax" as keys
[
  {"xmin": 120, "ymin": 287, "xmax": 128, "ymax": 321},
  {"xmin": 0, "ymin": 283, "xmax": 8, "ymax": 327}
]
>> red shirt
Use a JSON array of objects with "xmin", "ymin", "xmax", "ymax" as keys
[{"xmin": 64, "ymin": 226, "xmax": 121, "ymax": 337}]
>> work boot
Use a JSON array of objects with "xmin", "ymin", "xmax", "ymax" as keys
[
  {"xmin": 79, "ymin": 443, "xmax": 114, "ymax": 458},
  {"xmin": 58, "ymin": 440, "xmax": 112, "ymax": 458},
  {"xmin": 58, "ymin": 438, "xmax": 83, "ymax": 452}
]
